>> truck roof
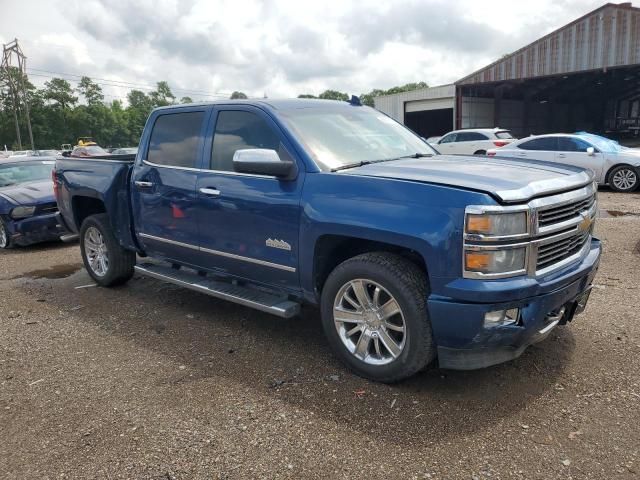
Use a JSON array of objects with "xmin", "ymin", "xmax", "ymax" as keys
[{"xmin": 153, "ymin": 98, "xmax": 355, "ymax": 112}]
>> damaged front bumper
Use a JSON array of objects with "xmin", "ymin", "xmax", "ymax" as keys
[
  {"xmin": 429, "ymin": 239, "xmax": 601, "ymax": 370},
  {"xmin": 8, "ymin": 212, "xmax": 65, "ymax": 246}
]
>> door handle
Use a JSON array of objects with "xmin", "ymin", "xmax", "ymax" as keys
[
  {"xmin": 558, "ymin": 154, "xmax": 566, "ymax": 158},
  {"xmin": 134, "ymin": 180, "xmax": 154, "ymax": 188},
  {"xmin": 199, "ymin": 187, "xmax": 221, "ymax": 197}
]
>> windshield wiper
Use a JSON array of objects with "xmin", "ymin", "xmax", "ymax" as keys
[{"xmin": 331, "ymin": 153, "xmax": 433, "ymax": 172}]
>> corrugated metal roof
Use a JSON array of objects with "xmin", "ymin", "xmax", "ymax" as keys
[{"xmin": 457, "ymin": 2, "xmax": 640, "ymax": 86}]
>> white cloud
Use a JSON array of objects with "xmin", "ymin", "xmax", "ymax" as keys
[{"xmin": 0, "ymin": 0, "xmax": 609, "ymax": 101}]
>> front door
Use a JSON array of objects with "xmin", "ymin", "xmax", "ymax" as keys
[
  {"xmin": 556, "ymin": 136, "xmax": 604, "ymax": 180},
  {"xmin": 131, "ymin": 108, "xmax": 209, "ymax": 265},
  {"xmin": 194, "ymin": 106, "xmax": 303, "ymax": 291}
]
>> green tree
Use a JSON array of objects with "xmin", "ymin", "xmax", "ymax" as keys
[
  {"xmin": 77, "ymin": 76, "xmax": 104, "ymax": 105},
  {"xmin": 149, "ymin": 81, "xmax": 175, "ymax": 107},
  {"xmin": 230, "ymin": 91, "xmax": 248, "ymax": 99},
  {"xmin": 43, "ymin": 78, "xmax": 77, "ymax": 109},
  {"xmin": 318, "ymin": 90, "xmax": 349, "ymax": 101},
  {"xmin": 180, "ymin": 96, "xmax": 193, "ymax": 104},
  {"xmin": 297, "ymin": 94, "xmax": 317, "ymax": 99}
]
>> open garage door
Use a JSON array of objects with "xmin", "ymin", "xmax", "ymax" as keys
[{"xmin": 404, "ymin": 98, "xmax": 454, "ymax": 138}]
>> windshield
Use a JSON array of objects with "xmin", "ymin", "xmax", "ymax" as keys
[
  {"xmin": 577, "ymin": 133, "xmax": 626, "ymax": 153},
  {"xmin": 279, "ymin": 106, "xmax": 436, "ymax": 170},
  {"xmin": 0, "ymin": 161, "xmax": 54, "ymax": 187}
]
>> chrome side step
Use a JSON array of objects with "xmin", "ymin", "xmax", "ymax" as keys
[{"xmin": 134, "ymin": 262, "xmax": 300, "ymax": 318}]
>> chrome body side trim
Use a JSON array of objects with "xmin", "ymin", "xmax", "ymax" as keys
[{"xmin": 138, "ymin": 233, "xmax": 296, "ymax": 273}]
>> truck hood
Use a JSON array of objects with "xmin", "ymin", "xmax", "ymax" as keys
[
  {"xmin": 339, "ymin": 155, "xmax": 594, "ymax": 203},
  {"xmin": 0, "ymin": 180, "xmax": 55, "ymax": 206}
]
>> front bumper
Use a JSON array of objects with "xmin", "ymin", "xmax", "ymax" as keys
[
  {"xmin": 8, "ymin": 213, "xmax": 65, "ymax": 246},
  {"xmin": 429, "ymin": 238, "xmax": 601, "ymax": 370}
]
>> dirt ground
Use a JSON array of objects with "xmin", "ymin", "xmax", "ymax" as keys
[{"xmin": 1, "ymin": 189, "xmax": 639, "ymax": 479}]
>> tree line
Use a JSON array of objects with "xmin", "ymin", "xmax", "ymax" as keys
[{"xmin": 0, "ymin": 68, "xmax": 426, "ymax": 150}]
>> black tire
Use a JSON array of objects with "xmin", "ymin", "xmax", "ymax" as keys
[
  {"xmin": 320, "ymin": 252, "xmax": 435, "ymax": 383},
  {"xmin": 608, "ymin": 165, "xmax": 639, "ymax": 192},
  {"xmin": 473, "ymin": 150, "xmax": 487, "ymax": 156},
  {"xmin": 0, "ymin": 217, "xmax": 14, "ymax": 249},
  {"xmin": 79, "ymin": 213, "xmax": 135, "ymax": 286}
]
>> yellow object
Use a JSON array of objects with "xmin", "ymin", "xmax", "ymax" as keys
[
  {"xmin": 466, "ymin": 215, "xmax": 491, "ymax": 234},
  {"xmin": 465, "ymin": 252, "xmax": 490, "ymax": 271}
]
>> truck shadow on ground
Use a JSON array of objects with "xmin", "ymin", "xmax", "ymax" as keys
[{"xmin": 23, "ymin": 271, "xmax": 575, "ymax": 448}]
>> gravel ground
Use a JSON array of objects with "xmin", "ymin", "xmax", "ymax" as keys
[{"xmin": 1, "ymin": 191, "xmax": 639, "ymax": 479}]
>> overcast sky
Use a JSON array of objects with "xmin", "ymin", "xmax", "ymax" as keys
[{"xmin": 1, "ymin": 0, "xmax": 608, "ymax": 102}]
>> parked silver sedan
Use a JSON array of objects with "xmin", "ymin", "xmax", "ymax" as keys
[{"xmin": 488, "ymin": 132, "xmax": 640, "ymax": 192}]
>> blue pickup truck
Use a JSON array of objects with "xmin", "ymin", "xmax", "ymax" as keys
[{"xmin": 54, "ymin": 99, "xmax": 600, "ymax": 382}]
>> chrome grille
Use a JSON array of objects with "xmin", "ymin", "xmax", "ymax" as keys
[
  {"xmin": 537, "ymin": 195, "xmax": 595, "ymax": 228},
  {"xmin": 536, "ymin": 231, "xmax": 590, "ymax": 271}
]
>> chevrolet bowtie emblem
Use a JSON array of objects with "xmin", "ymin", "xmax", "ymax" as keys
[{"xmin": 578, "ymin": 212, "xmax": 592, "ymax": 233}]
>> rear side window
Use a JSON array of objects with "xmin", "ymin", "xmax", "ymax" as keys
[
  {"xmin": 211, "ymin": 111, "xmax": 280, "ymax": 171},
  {"xmin": 518, "ymin": 137, "xmax": 558, "ymax": 151},
  {"xmin": 457, "ymin": 132, "xmax": 489, "ymax": 141},
  {"xmin": 147, "ymin": 112, "xmax": 205, "ymax": 168},
  {"xmin": 495, "ymin": 131, "xmax": 514, "ymax": 139},
  {"xmin": 558, "ymin": 137, "xmax": 592, "ymax": 152}
]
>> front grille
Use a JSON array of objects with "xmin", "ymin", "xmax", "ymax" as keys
[
  {"xmin": 538, "ymin": 195, "xmax": 595, "ymax": 228},
  {"xmin": 536, "ymin": 231, "xmax": 589, "ymax": 271},
  {"xmin": 35, "ymin": 202, "xmax": 58, "ymax": 214}
]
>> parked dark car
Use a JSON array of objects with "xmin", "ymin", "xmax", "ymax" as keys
[{"xmin": 0, "ymin": 156, "xmax": 64, "ymax": 248}]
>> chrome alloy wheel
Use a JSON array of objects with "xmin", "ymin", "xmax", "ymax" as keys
[
  {"xmin": 84, "ymin": 226, "xmax": 109, "ymax": 277},
  {"xmin": 333, "ymin": 279, "xmax": 406, "ymax": 365},
  {"xmin": 612, "ymin": 167, "xmax": 638, "ymax": 191},
  {"xmin": 0, "ymin": 220, "xmax": 7, "ymax": 248}
]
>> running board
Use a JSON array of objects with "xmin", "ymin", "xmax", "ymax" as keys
[{"xmin": 134, "ymin": 263, "xmax": 300, "ymax": 318}]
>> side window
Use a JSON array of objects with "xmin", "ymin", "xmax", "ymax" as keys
[
  {"xmin": 147, "ymin": 112, "xmax": 205, "ymax": 168},
  {"xmin": 211, "ymin": 111, "xmax": 280, "ymax": 172},
  {"xmin": 518, "ymin": 137, "xmax": 558, "ymax": 151},
  {"xmin": 558, "ymin": 137, "xmax": 592, "ymax": 152},
  {"xmin": 465, "ymin": 132, "xmax": 489, "ymax": 141},
  {"xmin": 439, "ymin": 133, "xmax": 456, "ymax": 144}
]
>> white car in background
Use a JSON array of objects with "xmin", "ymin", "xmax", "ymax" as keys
[
  {"xmin": 487, "ymin": 133, "xmax": 640, "ymax": 192},
  {"xmin": 430, "ymin": 128, "xmax": 516, "ymax": 155}
]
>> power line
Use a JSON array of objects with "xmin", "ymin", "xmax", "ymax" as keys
[{"xmin": 26, "ymin": 67, "xmax": 230, "ymax": 98}]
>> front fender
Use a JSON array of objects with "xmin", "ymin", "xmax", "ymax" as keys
[{"xmin": 299, "ymin": 172, "xmax": 495, "ymax": 300}]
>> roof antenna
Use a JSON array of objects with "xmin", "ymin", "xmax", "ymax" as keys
[{"xmin": 349, "ymin": 95, "xmax": 362, "ymax": 106}]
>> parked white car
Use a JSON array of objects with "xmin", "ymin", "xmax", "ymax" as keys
[
  {"xmin": 430, "ymin": 128, "xmax": 515, "ymax": 155},
  {"xmin": 487, "ymin": 133, "xmax": 640, "ymax": 192}
]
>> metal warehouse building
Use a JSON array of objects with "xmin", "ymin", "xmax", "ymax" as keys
[{"xmin": 375, "ymin": 2, "xmax": 640, "ymax": 140}]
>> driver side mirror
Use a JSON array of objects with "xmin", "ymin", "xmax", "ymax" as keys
[
  {"xmin": 586, "ymin": 147, "xmax": 596, "ymax": 156},
  {"xmin": 233, "ymin": 149, "xmax": 297, "ymax": 179}
]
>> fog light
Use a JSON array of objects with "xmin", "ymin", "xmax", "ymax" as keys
[{"xmin": 484, "ymin": 308, "xmax": 520, "ymax": 327}]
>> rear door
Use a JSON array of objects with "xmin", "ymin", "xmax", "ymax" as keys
[
  {"xmin": 511, "ymin": 137, "xmax": 558, "ymax": 162},
  {"xmin": 556, "ymin": 136, "xmax": 604, "ymax": 179},
  {"xmin": 131, "ymin": 107, "xmax": 209, "ymax": 264},
  {"xmin": 194, "ymin": 106, "xmax": 304, "ymax": 290}
]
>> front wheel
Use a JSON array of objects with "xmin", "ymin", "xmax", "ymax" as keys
[
  {"xmin": 609, "ymin": 165, "xmax": 639, "ymax": 192},
  {"xmin": 320, "ymin": 252, "xmax": 435, "ymax": 383},
  {"xmin": 0, "ymin": 217, "xmax": 13, "ymax": 249},
  {"xmin": 80, "ymin": 213, "xmax": 135, "ymax": 286}
]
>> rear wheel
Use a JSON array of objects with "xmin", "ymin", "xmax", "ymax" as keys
[
  {"xmin": 0, "ymin": 217, "xmax": 13, "ymax": 249},
  {"xmin": 609, "ymin": 165, "xmax": 639, "ymax": 192},
  {"xmin": 80, "ymin": 213, "xmax": 135, "ymax": 286},
  {"xmin": 320, "ymin": 252, "xmax": 435, "ymax": 383}
]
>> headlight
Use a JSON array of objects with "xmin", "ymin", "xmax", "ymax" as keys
[
  {"xmin": 10, "ymin": 206, "xmax": 36, "ymax": 219},
  {"xmin": 464, "ymin": 247, "xmax": 527, "ymax": 276},
  {"xmin": 465, "ymin": 211, "xmax": 528, "ymax": 237}
]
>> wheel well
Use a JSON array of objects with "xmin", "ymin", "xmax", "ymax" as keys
[
  {"xmin": 72, "ymin": 196, "xmax": 106, "ymax": 229},
  {"xmin": 473, "ymin": 150, "xmax": 487, "ymax": 155},
  {"xmin": 605, "ymin": 163, "xmax": 636, "ymax": 184},
  {"xmin": 313, "ymin": 235, "xmax": 428, "ymax": 295}
]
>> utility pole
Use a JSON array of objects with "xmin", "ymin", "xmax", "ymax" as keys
[{"xmin": 1, "ymin": 39, "xmax": 35, "ymax": 150}]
